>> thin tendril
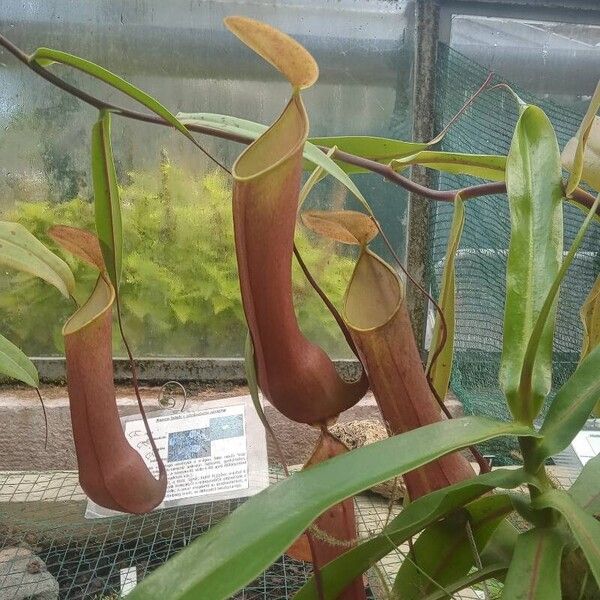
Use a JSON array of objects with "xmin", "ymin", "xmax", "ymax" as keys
[
  {"xmin": 114, "ymin": 289, "xmax": 165, "ymax": 479},
  {"xmin": 293, "ymin": 244, "xmax": 362, "ymax": 360},
  {"xmin": 35, "ymin": 388, "xmax": 49, "ymax": 450}
]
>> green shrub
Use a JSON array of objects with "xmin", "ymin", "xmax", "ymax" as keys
[{"xmin": 0, "ymin": 164, "xmax": 355, "ymax": 358}]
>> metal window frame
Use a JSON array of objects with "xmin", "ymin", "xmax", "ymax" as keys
[
  {"xmin": 439, "ymin": 0, "xmax": 600, "ymax": 44},
  {"xmin": 406, "ymin": 0, "xmax": 600, "ymax": 357}
]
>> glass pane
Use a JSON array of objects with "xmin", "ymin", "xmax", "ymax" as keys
[
  {"xmin": 449, "ymin": 15, "xmax": 600, "ymax": 105},
  {"xmin": 0, "ymin": 0, "xmax": 413, "ymax": 358}
]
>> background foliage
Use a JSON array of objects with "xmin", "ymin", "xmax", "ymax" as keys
[{"xmin": 0, "ymin": 160, "xmax": 355, "ymax": 358}]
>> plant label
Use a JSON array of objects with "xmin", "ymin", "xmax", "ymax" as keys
[{"xmin": 85, "ymin": 395, "xmax": 270, "ymax": 518}]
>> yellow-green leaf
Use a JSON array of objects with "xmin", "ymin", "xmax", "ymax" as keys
[
  {"xmin": 534, "ymin": 343, "xmax": 600, "ymax": 465},
  {"xmin": 569, "ymin": 455, "xmax": 600, "ymax": 516},
  {"xmin": 391, "ymin": 150, "xmax": 506, "ymax": 181},
  {"xmin": 580, "ymin": 274, "xmax": 600, "ymax": 362},
  {"xmin": 562, "ymin": 81, "xmax": 600, "ymax": 196},
  {"xmin": 0, "ymin": 333, "xmax": 38, "ymax": 388},
  {"xmin": 295, "ymin": 469, "xmax": 526, "ymax": 600},
  {"xmin": 426, "ymin": 195, "xmax": 465, "ymax": 400},
  {"xmin": 91, "ymin": 111, "xmax": 122, "ymax": 290},
  {"xmin": 309, "ymin": 135, "xmax": 428, "ymax": 174},
  {"xmin": 392, "ymin": 494, "xmax": 514, "ymax": 599},
  {"xmin": 177, "ymin": 112, "xmax": 373, "ymax": 211},
  {"xmin": 298, "ymin": 146, "xmax": 334, "ymax": 207},
  {"xmin": 0, "ymin": 221, "xmax": 75, "ymax": 298}
]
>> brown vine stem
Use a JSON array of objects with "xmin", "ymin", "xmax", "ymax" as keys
[{"xmin": 1, "ymin": 32, "xmax": 597, "ymax": 213}]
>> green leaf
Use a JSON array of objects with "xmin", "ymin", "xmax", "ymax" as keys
[
  {"xmin": 392, "ymin": 494, "xmax": 513, "ymax": 599},
  {"xmin": 420, "ymin": 564, "xmax": 508, "ymax": 600},
  {"xmin": 519, "ymin": 194, "xmax": 600, "ymax": 404},
  {"xmin": 178, "ymin": 112, "xmax": 372, "ymax": 210},
  {"xmin": 501, "ymin": 527, "xmax": 564, "ymax": 600},
  {"xmin": 390, "ymin": 151, "xmax": 506, "ymax": 181},
  {"xmin": 569, "ymin": 455, "xmax": 600, "ymax": 516},
  {"xmin": 31, "ymin": 48, "xmax": 199, "ymax": 147},
  {"xmin": 295, "ymin": 468, "xmax": 526, "ymax": 600},
  {"xmin": 302, "ymin": 142, "xmax": 372, "ymax": 211},
  {"xmin": 128, "ymin": 418, "xmax": 536, "ymax": 600},
  {"xmin": 0, "ymin": 221, "xmax": 75, "ymax": 298},
  {"xmin": 499, "ymin": 104, "xmax": 564, "ymax": 424},
  {"xmin": 480, "ymin": 519, "xmax": 520, "ymax": 567},
  {"xmin": 308, "ymin": 135, "xmax": 428, "ymax": 174},
  {"xmin": 426, "ymin": 194, "xmax": 464, "ymax": 400},
  {"xmin": 0, "ymin": 333, "xmax": 39, "ymax": 387},
  {"xmin": 534, "ymin": 343, "xmax": 600, "ymax": 463},
  {"xmin": 299, "ymin": 146, "xmax": 334, "ymax": 207},
  {"xmin": 518, "ymin": 192, "xmax": 600, "ymax": 413},
  {"xmin": 177, "ymin": 112, "xmax": 267, "ymax": 140},
  {"xmin": 91, "ymin": 111, "xmax": 122, "ymax": 289},
  {"xmin": 564, "ymin": 81, "xmax": 600, "ymax": 197},
  {"xmin": 533, "ymin": 489, "xmax": 600, "ymax": 589}
]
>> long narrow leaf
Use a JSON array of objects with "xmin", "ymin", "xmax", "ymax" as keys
[
  {"xmin": 426, "ymin": 194, "xmax": 465, "ymax": 399},
  {"xmin": 563, "ymin": 81, "xmax": 600, "ymax": 196},
  {"xmin": 0, "ymin": 221, "xmax": 75, "ymax": 298},
  {"xmin": 391, "ymin": 151, "xmax": 506, "ymax": 181},
  {"xmin": 581, "ymin": 274, "xmax": 600, "ymax": 362},
  {"xmin": 499, "ymin": 104, "xmax": 564, "ymax": 423},
  {"xmin": 519, "ymin": 192, "xmax": 600, "ymax": 400},
  {"xmin": 299, "ymin": 146, "xmax": 334, "ymax": 207},
  {"xmin": 178, "ymin": 112, "xmax": 373, "ymax": 210},
  {"xmin": 501, "ymin": 527, "xmax": 564, "ymax": 600},
  {"xmin": 392, "ymin": 494, "xmax": 513, "ymax": 599},
  {"xmin": 569, "ymin": 455, "xmax": 600, "ymax": 516},
  {"xmin": 309, "ymin": 135, "xmax": 428, "ymax": 174},
  {"xmin": 533, "ymin": 489, "xmax": 600, "ymax": 588},
  {"xmin": 300, "ymin": 140, "xmax": 372, "ymax": 210},
  {"xmin": 562, "ymin": 116, "xmax": 600, "ymax": 193},
  {"xmin": 295, "ymin": 469, "xmax": 527, "ymax": 600},
  {"xmin": 91, "ymin": 111, "xmax": 122, "ymax": 290},
  {"xmin": 128, "ymin": 419, "xmax": 535, "ymax": 600},
  {"xmin": 31, "ymin": 48, "xmax": 199, "ymax": 147},
  {"xmin": 0, "ymin": 333, "xmax": 39, "ymax": 387},
  {"xmin": 177, "ymin": 112, "xmax": 267, "ymax": 141},
  {"xmin": 534, "ymin": 343, "xmax": 600, "ymax": 464}
]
